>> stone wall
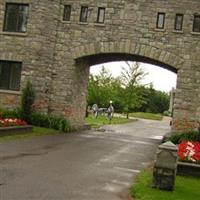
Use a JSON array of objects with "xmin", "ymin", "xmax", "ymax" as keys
[
  {"xmin": 1, "ymin": 0, "xmax": 200, "ymax": 131},
  {"xmin": 0, "ymin": 0, "xmax": 60, "ymax": 112},
  {"xmin": 0, "ymin": 91, "xmax": 20, "ymax": 109}
]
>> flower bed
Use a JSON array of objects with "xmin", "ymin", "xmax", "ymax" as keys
[
  {"xmin": 0, "ymin": 118, "xmax": 32, "ymax": 136},
  {"xmin": 178, "ymin": 141, "xmax": 200, "ymax": 163},
  {"xmin": 0, "ymin": 118, "xmax": 27, "ymax": 127},
  {"xmin": 177, "ymin": 141, "xmax": 200, "ymax": 177}
]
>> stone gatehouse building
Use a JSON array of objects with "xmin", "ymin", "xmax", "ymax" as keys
[{"xmin": 0, "ymin": 0, "xmax": 200, "ymax": 131}]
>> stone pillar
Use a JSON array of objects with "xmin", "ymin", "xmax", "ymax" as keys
[
  {"xmin": 152, "ymin": 141, "xmax": 178, "ymax": 191},
  {"xmin": 72, "ymin": 58, "xmax": 90, "ymax": 127},
  {"xmin": 49, "ymin": 55, "xmax": 90, "ymax": 129},
  {"xmin": 169, "ymin": 88, "xmax": 176, "ymax": 116},
  {"xmin": 172, "ymin": 62, "xmax": 198, "ymax": 132}
]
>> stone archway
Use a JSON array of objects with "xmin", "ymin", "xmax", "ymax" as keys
[
  {"xmin": 73, "ymin": 41, "xmax": 184, "ymax": 70},
  {"xmin": 50, "ymin": 40, "xmax": 196, "ymax": 132},
  {"xmin": 1, "ymin": 1, "xmax": 200, "ymax": 132}
]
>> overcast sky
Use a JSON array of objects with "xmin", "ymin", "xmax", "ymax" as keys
[{"xmin": 90, "ymin": 61, "xmax": 177, "ymax": 93}]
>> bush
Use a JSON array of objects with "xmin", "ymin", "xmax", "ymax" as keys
[
  {"xmin": 169, "ymin": 131, "xmax": 200, "ymax": 144},
  {"xmin": 0, "ymin": 109, "xmax": 72, "ymax": 133},
  {"xmin": 30, "ymin": 112, "xmax": 71, "ymax": 133},
  {"xmin": 163, "ymin": 110, "xmax": 171, "ymax": 116},
  {"xmin": 21, "ymin": 80, "xmax": 35, "ymax": 123},
  {"xmin": 0, "ymin": 108, "xmax": 21, "ymax": 119},
  {"xmin": 30, "ymin": 112, "xmax": 50, "ymax": 127}
]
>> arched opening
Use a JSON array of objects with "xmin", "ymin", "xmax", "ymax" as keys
[
  {"xmin": 90, "ymin": 60, "xmax": 177, "ymax": 92},
  {"xmin": 75, "ymin": 52, "xmax": 178, "ymax": 131},
  {"xmin": 85, "ymin": 53, "xmax": 178, "ymax": 74},
  {"xmin": 89, "ymin": 60, "xmax": 176, "ymax": 122}
]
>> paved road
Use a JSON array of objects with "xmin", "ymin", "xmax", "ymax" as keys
[{"xmin": 0, "ymin": 119, "xmax": 170, "ymax": 200}]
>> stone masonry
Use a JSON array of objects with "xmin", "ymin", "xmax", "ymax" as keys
[
  {"xmin": 0, "ymin": 0, "xmax": 200, "ymax": 131},
  {"xmin": 152, "ymin": 141, "xmax": 178, "ymax": 191}
]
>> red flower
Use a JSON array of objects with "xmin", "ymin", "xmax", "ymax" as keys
[
  {"xmin": 0, "ymin": 118, "xmax": 27, "ymax": 127},
  {"xmin": 178, "ymin": 141, "xmax": 200, "ymax": 162}
]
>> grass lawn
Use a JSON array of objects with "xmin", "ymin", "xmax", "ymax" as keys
[
  {"xmin": 130, "ymin": 169, "xmax": 200, "ymax": 200},
  {"xmin": 0, "ymin": 126, "xmax": 61, "ymax": 142},
  {"xmin": 85, "ymin": 114, "xmax": 135, "ymax": 128},
  {"xmin": 129, "ymin": 112, "xmax": 163, "ymax": 121}
]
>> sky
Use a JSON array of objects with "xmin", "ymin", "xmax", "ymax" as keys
[{"xmin": 90, "ymin": 61, "xmax": 177, "ymax": 93}]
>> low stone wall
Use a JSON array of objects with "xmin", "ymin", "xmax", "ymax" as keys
[
  {"xmin": 0, "ymin": 125, "xmax": 33, "ymax": 136},
  {"xmin": 177, "ymin": 161, "xmax": 200, "ymax": 177}
]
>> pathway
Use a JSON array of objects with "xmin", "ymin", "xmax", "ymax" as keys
[{"xmin": 0, "ymin": 119, "xmax": 170, "ymax": 200}]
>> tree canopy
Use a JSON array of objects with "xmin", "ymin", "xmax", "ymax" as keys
[{"xmin": 87, "ymin": 62, "xmax": 170, "ymax": 117}]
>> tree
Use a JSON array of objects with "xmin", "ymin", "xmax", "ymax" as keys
[
  {"xmin": 119, "ymin": 62, "xmax": 148, "ymax": 118},
  {"xmin": 145, "ymin": 87, "xmax": 170, "ymax": 113},
  {"xmin": 120, "ymin": 62, "xmax": 148, "ymax": 87},
  {"xmin": 21, "ymin": 80, "xmax": 35, "ymax": 123},
  {"xmin": 87, "ymin": 63, "xmax": 170, "ymax": 116},
  {"xmin": 87, "ymin": 66, "xmax": 121, "ymax": 108}
]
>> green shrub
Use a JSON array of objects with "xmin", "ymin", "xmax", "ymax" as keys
[
  {"xmin": 30, "ymin": 112, "xmax": 50, "ymax": 127},
  {"xmin": 163, "ymin": 110, "xmax": 171, "ymax": 116},
  {"xmin": 0, "ymin": 108, "xmax": 21, "ymax": 119},
  {"xmin": 0, "ymin": 108, "xmax": 72, "ymax": 133},
  {"xmin": 49, "ymin": 116, "xmax": 60, "ymax": 130},
  {"xmin": 169, "ymin": 131, "xmax": 200, "ymax": 144},
  {"xmin": 49, "ymin": 117, "xmax": 71, "ymax": 132},
  {"xmin": 59, "ymin": 118, "xmax": 71, "ymax": 132},
  {"xmin": 21, "ymin": 80, "xmax": 35, "ymax": 123},
  {"xmin": 30, "ymin": 112, "xmax": 71, "ymax": 133}
]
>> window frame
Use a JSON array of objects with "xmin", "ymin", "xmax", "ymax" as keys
[
  {"xmin": 193, "ymin": 15, "xmax": 200, "ymax": 33},
  {"xmin": 0, "ymin": 60, "xmax": 22, "ymax": 91},
  {"xmin": 3, "ymin": 3, "xmax": 29, "ymax": 33},
  {"xmin": 156, "ymin": 12, "xmax": 165, "ymax": 29},
  {"xmin": 63, "ymin": 5, "xmax": 72, "ymax": 21},
  {"xmin": 80, "ymin": 6, "xmax": 88, "ymax": 23},
  {"xmin": 97, "ymin": 7, "xmax": 105, "ymax": 24},
  {"xmin": 174, "ymin": 14, "xmax": 184, "ymax": 31}
]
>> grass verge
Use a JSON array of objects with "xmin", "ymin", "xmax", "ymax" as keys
[
  {"xmin": 130, "ymin": 169, "xmax": 200, "ymax": 200},
  {"xmin": 0, "ymin": 126, "xmax": 60, "ymax": 142},
  {"xmin": 85, "ymin": 115, "xmax": 136, "ymax": 128},
  {"xmin": 129, "ymin": 112, "xmax": 163, "ymax": 121}
]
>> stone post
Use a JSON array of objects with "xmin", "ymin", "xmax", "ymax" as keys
[{"xmin": 152, "ymin": 141, "xmax": 178, "ymax": 191}]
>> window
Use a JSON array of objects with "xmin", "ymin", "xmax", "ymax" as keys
[
  {"xmin": 174, "ymin": 14, "xmax": 183, "ymax": 31},
  {"xmin": 156, "ymin": 13, "xmax": 165, "ymax": 29},
  {"xmin": 97, "ymin": 7, "xmax": 105, "ymax": 23},
  {"xmin": 63, "ymin": 5, "xmax": 71, "ymax": 21},
  {"xmin": 193, "ymin": 15, "xmax": 200, "ymax": 32},
  {"xmin": 80, "ymin": 6, "xmax": 88, "ymax": 22},
  {"xmin": 3, "ymin": 3, "xmax": 29, "ymax": 33},
  {"xmin": 0, "ymin": 61, "xmax": 22, "ymax": 91}
]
